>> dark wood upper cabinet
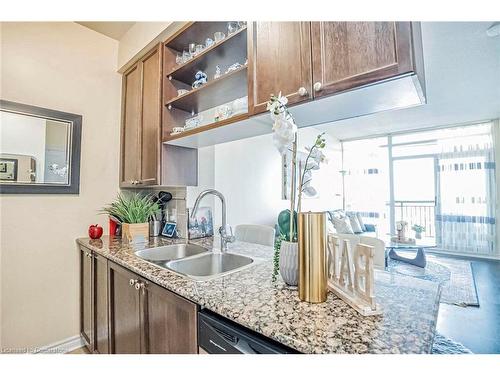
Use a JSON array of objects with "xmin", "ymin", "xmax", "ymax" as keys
[
  {"xmin": 140, "ymin": 46, "xmax": 162, "ymax": 185},
  {"xmin": 108, "ymin": 261, "xmax": 142, "ymax": 354},
  {"xmin": 248, "ymin": 22, "xmax": 313, "ymax": 115},
  {"xmin": 120, "ymin": 44, "xmax": 162, "ymax": 188},
  {"xmin": 310, "ymin": 22, "xmax": 416, "ymax": 98},
  {"xmin": 143, "ymin": 281, "xmax": 198, "ymax": 354}
]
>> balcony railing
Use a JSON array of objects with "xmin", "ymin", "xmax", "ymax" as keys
[{"xmin": 394, "ymin": 200, "xmax": 436, "ymax": 237}]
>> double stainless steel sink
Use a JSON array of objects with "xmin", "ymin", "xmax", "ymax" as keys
[{"xmin": 134, "ymin": 243, "xmax": 255, "ymax": 281}]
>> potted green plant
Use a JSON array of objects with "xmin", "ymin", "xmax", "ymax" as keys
[
  {"xmin": 267, "ymin": 93, "xmax": 327, "ymax": 286},
  {"xmin": 412, "ymin": 224, "xmax": 425, "ymax": 239},
  {"xmin": 101, "ymin": 192, "xmax": 160, "ymax": 241}
]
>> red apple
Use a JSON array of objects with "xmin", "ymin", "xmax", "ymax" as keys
[{"xmin": 89, "ymin": 224, "xmax": 103, "ymax": 239}]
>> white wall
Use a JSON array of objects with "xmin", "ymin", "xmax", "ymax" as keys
[
  {"xmin": 213, "ymin": 127, "xmax": 343, "ymax": 229},
  {"xmin": 0, "ymin": 22, "xmax": 122, "ymax": 349},
  {"xmin": 186, "ymin": 146, "xmax": 215, "ymax": 211},
  {"xmin": 117, "ymin": 22, "xmax": 188, "ymax": 71}
]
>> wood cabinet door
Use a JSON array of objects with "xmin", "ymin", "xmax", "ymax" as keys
[
  {"xmin": 142, "ymin": 281, "xmax": 198, "ymax": 354},
  {"xmin": 248, "ymin": 22, "xmax": 313, "ymax": 115},
  {"xmin": 120, "ymin": 63, "xmax": 142, "ymax": 187},
  {"xmin": 311, "ymin": 22, "xmax": 414, "ymax": 98},
  {"xmin": 108, "ymin": 262, "xmax": 142, "ymax": 354},
  {"xmin": 139, "ymin": 44, "xmax": 162, "ymax": 186},
  {"xmin": 92, "ymin": 253, "xmax": 109, "ymax": 354},
  {"xmin": 79, "ymin": 246, "xmax": 93, "ymax": 351}
]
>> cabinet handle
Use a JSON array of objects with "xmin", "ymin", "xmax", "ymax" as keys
[
  {"xmin": 313, "ymin": 82, "xmax": 322, "ymax": 92},
  {"xmin": 298, "ymin": 87, "xmax": 308, "ymax": 97},
  {"xmin": 135, "ymin": 281, "xmax": 146, "ymax": 290},
  {"xmin": 129, "ymin": 278, "xmax": 138, "ymax": 286}
]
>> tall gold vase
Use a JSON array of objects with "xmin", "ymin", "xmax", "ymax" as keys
[{"xmin": 298, "ymin": 212, "xmax": 327, "ymax": 303}]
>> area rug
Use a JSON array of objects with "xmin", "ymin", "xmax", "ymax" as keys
[
  {"xmin": 387, "ymin": 254, "xmax": 479, "ymax": 307},
  {"xmin": 432, "ymin": 333, "xmax": 473, "ymax": 354},
  {"xmin": 430, "ymin": 256, "xmax": 479, "ymax": 307}
]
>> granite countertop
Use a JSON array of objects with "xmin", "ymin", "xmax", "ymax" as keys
[{"xmin": 77, "ymin": 235, "xmax": 441, "ymax": 354}]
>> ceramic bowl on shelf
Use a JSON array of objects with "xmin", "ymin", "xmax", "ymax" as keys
[
  {"xmin": 177, "ymin": 89, "xmax": 189, "ymax": 96},
  {"xmin": 195, "ymin": 44, "xmax": 204, "ymax": 55},
  {"xmin": 171, "ymin": 127, "xmax": 184, "ymax": 135},
  {"xmin": 185, "ymin": 115, "xmax": 202, "ymax": 130},
  {"xmin": 214, "ymin": 105, "xmax": 233, "ymax": 122},
  {"xmin": 214, "ymin": 32, "xmax": 225, "ymax": 42},
  {"xmin": 232, "ymin": 97, "xmax": 248, "ymax": 115},
  {"xmin": 205, "ymin": 38, "xmax": 214, "ymax": 48}
]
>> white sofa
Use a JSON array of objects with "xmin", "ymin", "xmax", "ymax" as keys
[
  {"xmin": 326, "ymin": 210, "xmax": 386, "ymax": 269},
  {"xmin": 332, "ymin": 233, "xmax": 386, "ymax": 269}
]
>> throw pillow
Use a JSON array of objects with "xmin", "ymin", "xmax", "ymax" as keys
[
  {"xmin": 332, "ymin": 217, "xmax": 354, "ymax": 234},
  {"xmin": 346, "ymin": 212, "xmax": 363, "ymax": 234},
  {"xmin": 356, "ymin": 212, "xmax": 367, "ymax": 232}
]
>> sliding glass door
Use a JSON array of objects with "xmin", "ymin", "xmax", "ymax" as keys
[
  {"xmin": 342, "ymin": 121, "xmax": 498, "ymax": 258},
  {"xmin": 392, "ymin": 156, "xmax": 437, "ymax": 243}
]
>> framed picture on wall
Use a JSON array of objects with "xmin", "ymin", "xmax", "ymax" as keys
[{"xmin": 188, "ymin": 206, "xmax": 214, "ymax": 239}]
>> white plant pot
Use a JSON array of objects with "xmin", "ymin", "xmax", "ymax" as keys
[{"xmin": 279, "ymin": 240, "xmax": 299, "ymax": 286}]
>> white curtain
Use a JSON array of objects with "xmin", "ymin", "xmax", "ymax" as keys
[{"xmin": 435, "ymin": 122, "xmax": 497, "ymax": 256}]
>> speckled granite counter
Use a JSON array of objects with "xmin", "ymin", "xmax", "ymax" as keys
[{"xmin": 77, "ymin": 235, "xmax": 441, "ymax": 354}]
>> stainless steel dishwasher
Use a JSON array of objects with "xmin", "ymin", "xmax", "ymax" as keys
[{"xmin": 198, "ymin": 310, "xmax": 297, "ymax": 354}]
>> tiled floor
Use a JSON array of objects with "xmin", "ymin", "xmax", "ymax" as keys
[{"xmin": 434, "ymin": 253, "xmax": 500, "ymax": 354}]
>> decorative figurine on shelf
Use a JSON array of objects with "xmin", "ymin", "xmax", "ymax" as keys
[
  {"xmin": 205, "ymin": 38, "xmax": 214, "ymax": 48},
  {"xmin": 214, "ymin": 65, "xmax": 221, "ymax": 79},
  {"xmin": 192, "ymin": 70, "xmax": 208, "ymax": 89},
  {"xmin": 225, "ymin": 62, "xmax": 242, "ymax": 74}
]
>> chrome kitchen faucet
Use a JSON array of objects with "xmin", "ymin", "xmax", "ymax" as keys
[{"xmin": 191, "ymin": 189, "xmax": 235, "ymax": 252}]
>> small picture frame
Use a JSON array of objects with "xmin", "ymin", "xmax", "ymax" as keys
[
  {"xmin": 188, "ymin": 206, "xmax": 214, "ymax": 239},
  {"xmin": 161, "ymin": 222, "xmax": 177, "ymax": 238}
]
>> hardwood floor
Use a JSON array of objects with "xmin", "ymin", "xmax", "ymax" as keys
[
  {"xmin": 431, "ymin": 251, "xmax": 500, "ymax": 354},
  {"xmin": 67, "ymin": 346, "xmax": 91, "ymax": 354}
]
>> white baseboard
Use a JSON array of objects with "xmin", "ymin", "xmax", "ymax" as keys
[{"xmin": 35, "ymin": 335, "xmax": 85, "ymax": 354}]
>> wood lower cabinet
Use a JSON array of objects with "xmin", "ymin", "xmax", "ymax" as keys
[
  {"xmin": 79, "ymin": 246, "xmax": 109, "ymax": 353},
  {"xmin": 311, "ymin": 22, "xmax": 416, "ymax": 98},
  {"xmin": 248, "ymin": 22, "xmax": 313, "ymax": 115},
  {"xmin": 108, "ymin": 261, "xmax": 142, "ymax": 354},
  {"xmin": 107, "ymin": 260, "xmax": 198, "ymax": 354},
  {"xmin": 144, "ymin": 281, "xmax": 197, "ymax": 353},
  {"xmin": 120, "ymin": 43, "xmax": 162, "ymax": 188},
  {"xmin": 92, "ymin": 253, "xmax": 109, "ymax": 354},
  {"xmin": 80, "ymin": 247, "xmax": 93, "ymax": 349}
]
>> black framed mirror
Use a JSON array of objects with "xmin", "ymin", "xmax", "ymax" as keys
[{"xmin": 0, "ymin": 100, "xmax": 82, "ymax": 194}]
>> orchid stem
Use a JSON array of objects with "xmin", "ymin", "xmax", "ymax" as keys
[{"xmin": 289, "ymin": 133, "xmax": 297, "ymax": 242}]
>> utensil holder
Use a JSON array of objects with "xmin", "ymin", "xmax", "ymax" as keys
[{"xmin": 298, "ymin": 212, "xmax": 327, "ymax": 303}]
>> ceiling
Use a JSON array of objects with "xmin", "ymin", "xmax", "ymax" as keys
[
  {"xmin": 76, "ymin": 22, "xmax": 135, "ymax": 40},
  {"xmin": 317, "ymin": 22, "xmax": 500, "ymax": 140}
]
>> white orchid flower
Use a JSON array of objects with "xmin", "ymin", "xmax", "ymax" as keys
[
  {"xmin": 305, "ymin": 146, "xmax": 328, "ymax": 164},
  {"xmin": 303, "ymin": 185, "xmax": 317, "ymax": 197}
]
